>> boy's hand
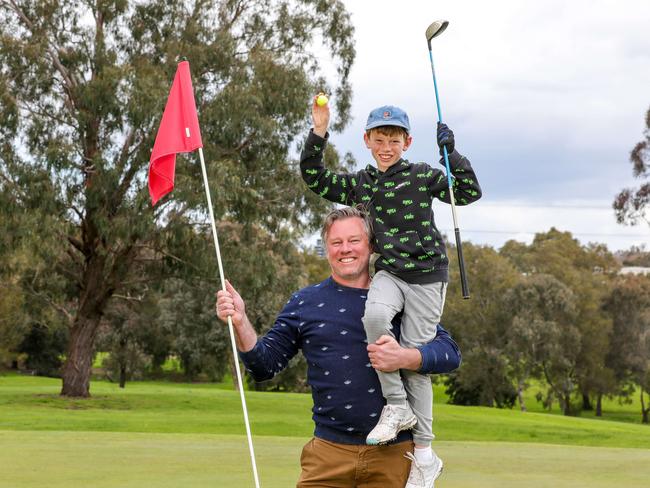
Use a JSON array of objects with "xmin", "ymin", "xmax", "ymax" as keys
[
  {"xmin": 437, "ymin": 122, "xmax": 455, "ymax": 156},
  {"xmin": 312, "ymin": 93, "xmax": 330, "ymax": 138}
]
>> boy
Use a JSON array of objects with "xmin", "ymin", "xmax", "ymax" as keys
[{"xmin": 300, "ymin": 98, "xmax": 481, "ymax": 487}]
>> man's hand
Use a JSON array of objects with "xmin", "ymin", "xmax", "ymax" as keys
[
  {"xmin": 215, "ymin": 280, "xmax": 258, "ymax": 352},
  {"xmin": 312, "ymin": 94, "xmax": 330, "ymax": 138},
  {"xmin": 367, "ymin": 335, "xmax": 423, "ymax": 372},
  {"xmin": 216, "ymin": 280, "xmax": 246, "ymax": 328}
]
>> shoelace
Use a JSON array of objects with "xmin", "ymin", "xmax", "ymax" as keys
[
  {"xmin": 404, "ymin": 452, "xmax": 424, "ymax": 485},
  {"xmin": 381, "ymin": 406, "xmax": 403, "ymax": 429}
]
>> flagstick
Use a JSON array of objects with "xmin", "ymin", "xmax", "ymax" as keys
[{"xmin": 197, "ymin": 147, "xmax": 261, "ymax": 488}]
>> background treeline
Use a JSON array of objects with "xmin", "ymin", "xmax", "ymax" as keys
[
  {"xmin": 2, "ymin": 208, "xmax": 650, "ymax": 423},
  {"xmin": 1, "ymin": 2, "xmax": 649, "ymax": 424}
]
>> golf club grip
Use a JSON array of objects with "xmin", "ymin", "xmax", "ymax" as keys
[{"xmin": 454, "ymin": 227, "xmax": 470, "ymax": 299}]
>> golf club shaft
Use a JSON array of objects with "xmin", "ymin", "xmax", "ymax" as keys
[{"xmin": 429, "ymin": 49, "xmax": 470, "ymax": 299}]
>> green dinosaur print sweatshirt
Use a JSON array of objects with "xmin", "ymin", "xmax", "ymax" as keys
[{"xmin": 300, "ymin": 130, "xmax": 482, "ymax": 284}]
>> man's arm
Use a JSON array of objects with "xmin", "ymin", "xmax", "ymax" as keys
[
  {"xmin": 216, "ymin": 281, "xmax": 301, "ymax": 382},
  {"xmin": 367, "ymin": 324, "xmax": 461, "ymax": 374}
]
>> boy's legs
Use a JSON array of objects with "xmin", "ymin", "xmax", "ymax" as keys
[
  {"xmin": 363, "ymin": 271, "xmax": 418, "ymax": 445},
  {"xmin": 362, "ymin": 270, "xmax": 408, "ymax": 405},
  {"xmin": 400, "ymin": 280, "xmax": 446, "ymax": 445},
  {"xmin": 400, "ymin": 281, "xmax": 447, "ymax": 487}
]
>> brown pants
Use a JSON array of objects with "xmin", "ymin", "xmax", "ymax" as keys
[{"xmin": 297, "ymin": 437, "xmax": 414, "ymax": 488}]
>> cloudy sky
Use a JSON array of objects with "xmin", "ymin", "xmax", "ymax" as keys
[{"xmin": 325, "ymin": 0, "xmax": 650, "ymax": 251}]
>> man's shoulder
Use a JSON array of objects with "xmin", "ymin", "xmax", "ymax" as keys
[
  {"xmin": 290, "ymin": 277, "xmax": 334, "ymax": 300},
  {"xmin": 290, "ymin": 277, "xmax": 368, "ymax": 305}
]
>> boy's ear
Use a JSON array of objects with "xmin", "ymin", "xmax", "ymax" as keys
[
  {"xmin": 403, "ymin": 134, "xmax": 413, "ymax": 151},
  {"xmin": 363, "ymin": 132, "xmax": 371, "ymax": 148}
]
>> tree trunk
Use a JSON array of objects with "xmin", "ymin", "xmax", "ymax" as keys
[
  {"xmin": 595, "ymin": 393, "xmax": 603, "ymax": 417},
  {"xmin": 517, "ymin": 381, "xmax": 527, "ymax": 412},
  {"xmin": 60, "ymin": 315, "xmax": 101, "ymax": 397},
  {"xmin": 561, "ymin": 393, "xmax": 572, "ymax": 416},
  {"xmin": 119, "ymin": 363, "xmax": 127, "ymax": 388},
  {"xmin": 118, "ymin": 337, "xmax": 127, "ymax": 388},
  {"xmin": 641, "ymin": 389, "xmax": 649, "ymax": 424},
  {"xmin": 60, "ymin": 253, "xmax": 112, "ymax": 397},
  {"xmin": 582, "ymin": 392, "xmax": 593, "ymax": 411}
]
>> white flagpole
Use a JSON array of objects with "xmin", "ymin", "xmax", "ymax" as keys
[{"xmin": 197, "ymin": 146, "xmax": 261, "ymax": 488}]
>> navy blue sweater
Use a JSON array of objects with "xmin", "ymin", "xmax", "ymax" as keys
[{"xmin": 239, "ymin": 277, "xmax": 461, "ymax": 445}]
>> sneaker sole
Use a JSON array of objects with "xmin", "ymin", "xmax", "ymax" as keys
[
  {"xmin": 432, "ymin": 459, "xmax": 443, "ymax": 486},
  {"xmin": 366, "ymin": 415, "xmax": 418, "ymax": 445}
]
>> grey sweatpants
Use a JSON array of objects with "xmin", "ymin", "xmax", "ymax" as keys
[{"xmin": 362, "ymin": 270, "xmax": 447, "ymax": 446}]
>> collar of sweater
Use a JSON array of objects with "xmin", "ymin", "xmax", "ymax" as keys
[{"xmin": 365, "ymin": 159, "xmax": 411, "ymax": 178}]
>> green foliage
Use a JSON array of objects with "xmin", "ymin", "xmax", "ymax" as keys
[
  {"xmin": 445, "ymin": 348, "xmax": 517, "ymax": 408},
  {"xmin": 614, "ymin": 104, "xmax": 650, "ymax": 227},
  {"xmin": 603, "ymin": 274, "xmax": 650, "ymax": 423},
  {"xmin": 301, "ymin": 248, "xmax": 331, "ymax": 284},
  {"xmin": 157, "ymin": 278, "xmax": 231, "ymax": 381},
  {"xmin": 0, "ymin": 0, "xmax": 355, "ymax": 395},
  {"xmin": 499, "ymin": 229, "xmax": 619, "ymax": 415},
  {"xmin": 505, "ymin": 274, "xmax": 580, "ymax": 413},
  {"xmin": 443, "ymin": 230, "xmax": 627, "ymax": 417},
  {"xmin": 443, "ymin": 243, "xmax": 521, "ymax": 407},
  {"xmin": 18, "ymin": 324, "xmax": 68, "ymax": 377}
]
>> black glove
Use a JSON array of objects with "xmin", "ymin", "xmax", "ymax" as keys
[{"xmin": 437, "ymin": 122, "xmax": 455, "ymax": 156}]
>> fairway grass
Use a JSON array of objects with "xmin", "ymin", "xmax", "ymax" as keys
[
  {"xmin": 2, "ymin": 374, "xmax": 650, "ymax": 487},
  {"xmin": 1, "ymin": 431, "xmax": 649, "ymax": 488},
  {"xmin": 1, "ymin": 375, "xmax": 648, "ymax": 448}
]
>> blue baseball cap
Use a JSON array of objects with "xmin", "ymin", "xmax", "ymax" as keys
[{"xmin": 365, "ymin": 105, "xmax": 410, "ymax": 132}]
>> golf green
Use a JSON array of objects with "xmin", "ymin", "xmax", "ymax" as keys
[{"xmin": 2, "ymin": 431, "xmax": 649, "ymax": 487}]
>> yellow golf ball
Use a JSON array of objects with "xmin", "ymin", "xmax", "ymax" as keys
[{"xmin": 316, "ymin": 94, "xmax": 329, "ymax": 107}]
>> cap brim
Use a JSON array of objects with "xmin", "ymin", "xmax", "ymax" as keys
[{"xmin": 365, "ymin": 121, "xmax": 410, "ymax": 132}]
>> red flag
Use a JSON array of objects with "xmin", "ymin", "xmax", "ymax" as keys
[{"xmin": 149, "ymin": 61, "xmax": 203, "ymax": 205}]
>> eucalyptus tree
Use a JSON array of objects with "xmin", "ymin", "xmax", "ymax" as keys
[
  {"xmin": 504, "ymin": 274, "xmax": 579, "ymax": 415},
  {"xmin": 614, "ymin": 105, "xmax": 650, "ymax": 228},
  {"xmin": 0, "ymin": 0, "xmax": 355, "ymax": 396},
  {"xmin": 603, "ymin": 274, "xmax": 650, "ymax": 423},
  {"xmin": 501, "ymin": 229, "xmax": 619, "ymax": 413}
]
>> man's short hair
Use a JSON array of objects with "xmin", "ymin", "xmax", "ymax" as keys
[{"xmin": 321, "ymin": 205, "xmax": 373, "ymax": 244}]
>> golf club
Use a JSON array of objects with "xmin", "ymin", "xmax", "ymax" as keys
[{"xmin": 425, "ymin": 19, "xmax": 470, "ymax": 299}]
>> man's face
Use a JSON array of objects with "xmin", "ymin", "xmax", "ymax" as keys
[
  {"xmin": 325, "ymin": 217, "xmax": 372, "ymax": 286},
  {"xmin": 364, "ymin": 130, "xmax": 412, "ymax": 172}
]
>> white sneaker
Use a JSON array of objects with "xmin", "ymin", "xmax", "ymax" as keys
[
  {"xmin": 404, "ymin": 451, "xmax": 443, "ymax": 488},
  {"xmin": 366, "ymin": 404, "xmax": 417, "ymax": 445}
]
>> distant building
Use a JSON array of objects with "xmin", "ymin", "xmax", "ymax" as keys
[
  {"xmin": 315, "ymin": 238, "xmax": 325, "ymax": 258},
  {"xmin": 619, "ymin": 266, "xmax": 650, "ymax": 276}
]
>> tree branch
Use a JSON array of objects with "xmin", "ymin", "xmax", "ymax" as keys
[
  {"xmin": 23, "ymin": 283, "xmax": 74, "ymax": 325},
  {"xmin": 5, "ymin": 0, "xmax": 79, "ymax": 114}
]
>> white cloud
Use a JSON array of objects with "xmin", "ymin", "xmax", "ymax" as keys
[{"xmin": 324, "ymin": 0, "xmax": 650, "ymax": 251}]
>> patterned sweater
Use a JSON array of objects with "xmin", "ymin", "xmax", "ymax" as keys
[
  {"xmin": 300, "ymin": 130, "xmax": 482, "ymax": 284},
  {"xmin": 239, "ymin": 277, "xmax": 462, "ymax": 445}
]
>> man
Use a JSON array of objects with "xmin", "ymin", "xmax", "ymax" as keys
[{"xmin": 216, "ymin": 207, "xmax": 461, "ymax": 487}]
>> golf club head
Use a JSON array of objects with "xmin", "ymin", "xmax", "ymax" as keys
[{"xmin": 425, "ymin": 20, "xmax": 449, "ymax": 47}]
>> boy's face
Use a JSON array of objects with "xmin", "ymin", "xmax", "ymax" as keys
[{"xmin": 364, "ymin": 128, "xmax": 412, "ymax": 172}]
